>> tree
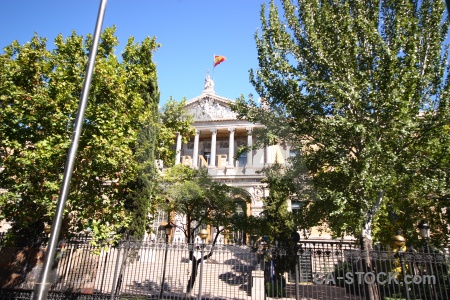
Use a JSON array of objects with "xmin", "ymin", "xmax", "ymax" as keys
[
  {"xmin": 156, "ymin": 97, "xmax": 195, "ymax": 168},
  {"xmin": 161, "ymin": 165, "xmax": 250, "ymax": 244},
  {"xmin": 207, "ymin": 181, "xmax": 251, "ymax": 244},
  {"xmin": 233, "ymin": 0, "xmax": 450, "ymax": 249},
  {"xmin": 124, "ymin": 82, "xmax": 194, "ymax": 237},
  {"xmin": 373, "ymin": 122, "xmax": 450, "ymax": 246},
  {"xmin": 160, "ymin": 164, "xmax": 250, "ymax": 295},
  {"xmin": 122, "ymin": 37, "xmax": 160, "ymax": 239},
  {"xmin": 251, "ymin": 163, "xmax": 296, "ymax": 246},
  {"xmin": 0, "ymin": 27, "xmax": 160, "ymax": 245}
]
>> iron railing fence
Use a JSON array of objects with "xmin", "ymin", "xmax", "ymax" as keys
[
  {"xmin": 0, "ymin": 234, "xmax": 448, "ymax": 300},
  {"xmin": 104, "ymin": 241, "xmax": 257, "ymax": 299},
  {"xmin": 0, "ymin": 236, "xmax": 258, "ymax": 299},
  {"xmin": 264, "ymin": 244, "xmax": 450, "ymax": 300}
]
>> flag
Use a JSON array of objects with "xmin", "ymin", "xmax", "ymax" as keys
[{"xmin": 214, "ymin": 55, "xmax": 226, "ymax": 67}]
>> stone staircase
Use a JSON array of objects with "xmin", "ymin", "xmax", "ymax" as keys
[{"xmin": 110, "ymin": 251, "xmax": 254, "ymax": 299}]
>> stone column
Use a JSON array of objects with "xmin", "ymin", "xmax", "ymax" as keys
[
  {"xmin": 264, "ymin": 144, "xmax": 268, "ymax": 165},
  {"xmin": 246, "ymin": 127, "xmax": 253, "ymax": 166},
  {"xmin": 227, "ymin": 127, "xmax": 235, "ymax": 167},
  {"xmin": 192, "ymin": 129, "xmax": 200, "ymax": 168},
  {"xmin": 251, "ymin": 270, "xmax": 265, "ymax": 300},
  {"xmin": 175, "ymin": 132, "xmax": 182, "ymax": 165},
  {"xmin": 209, "ymin": 129, "xmax": 217, "ymax": 168}
]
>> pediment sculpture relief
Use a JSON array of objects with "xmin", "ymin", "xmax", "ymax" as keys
[{"xmin": 188, "ymin": 97, "xmax": 237, "ymax": 120}]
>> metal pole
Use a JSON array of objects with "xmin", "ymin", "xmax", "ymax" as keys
[
  {"xmin": 295, "ymin": 246, "xmax": 300, "ymax": 300},
  {"xmin": 99, "ymin": 251, "xmax": 109, "ymax": 294},
  {"xmin": 399, "ymin": 249, "xmax": 411, "ymax": 300},
  {"xmin": 110, "ymin": 245, "xmax": 122, "ymax": 300},
  {"xmin": 114, "ymin": 241, "xmax": 130, "ymax": 298},
  {"xmin": 197, "ymin": 241, "xmax": 206, "ymax": 300},
  {"xmin": 159, "ymin": 234, "xmax": 169, "ymax": 299},
  {"xmin": 425, "ymin": 240, "xmax": 438, "ymax": 300},
  {"xmin": 32, "ymin": 1, "xmax": 108, "ymax": 299}
]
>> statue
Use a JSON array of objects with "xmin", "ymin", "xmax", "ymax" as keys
[{"xmin": 203, "ymin": 70, "xmax": 214, "ymax": 93}]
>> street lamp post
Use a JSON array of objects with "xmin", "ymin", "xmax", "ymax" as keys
[
  {"xmin": 417, "ymin": 220, "xmax": 437, "ymax": 300},
  {"xmin": 418, "ymin": 220, "xmax": 431, "ymax": 252},
  {"xmin": 44, "ymin": 224, "xmax": 52, "ymax": 235},
  {"xmin": 159, "ymin": 223, "xmax": 173, "ymax": 299},
  {"xmin": 43, "ymin": 224, "xmax": 51, "ymax": 243},
  {"xmin": 197, "ymin": 228, "xmax": 208, "ymax": 300},
  {"xmin": 393, "ymin": 233, "xmax": 410, "ymax": 300}
]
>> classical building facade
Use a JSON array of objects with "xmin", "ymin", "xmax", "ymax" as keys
[
  {"xmin": 173, "ymin": 74, "xmax": 295, "ymax": 220},
  {"xmin": 169, "ymin": 74, "xmax": 355, "ymax": 244}
]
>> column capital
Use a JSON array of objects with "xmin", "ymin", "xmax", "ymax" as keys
[
  {"xmin": 228, "ymin": 127, "xmax": 236, "ymax": 133},
  {"xmin": 246, "ymin": 127, "xmax": 253, "ymax": 134},
  {"xmin": 211, "ymin": 128, "xmax": 218, "ymax": 134},
  {"xmin": 195, "ymin": 129, "xmax": 201, "ymax": 135}
]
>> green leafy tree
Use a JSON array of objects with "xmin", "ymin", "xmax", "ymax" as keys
[
  {"xmin": 156, "ymin": 97, "xmax": 194, "ymax": 168},
  {"xmin": 373, "ymin": 122, "xmax": 450, "ymax": 247},
  {"xmin": 160, "ymin": 164, "xmax": 251, "ymax": 295},
  {"xmin": 259, "ymin": 163, "xmax": 296, "ymax": 246},
  {"xmin": 122, "ymin": 37, "xmax": 160, "ymax": 239},
  {"xmin": 207, "ymin": 182, "xmax": 251, "ymax": 244},
  {"xmin": 254, "ymin": 163, "xmax": 299, "ymax": 286},
  {"xmin": 233, "ymin": 0, "xmax": 450, "ymax": 250},
  {"xmin": 0, "ymin": 27, "xmax": 159, "ymax": 245},
  {"xmin": 161, "ymin": 165, "xmax": 250, "ymax": 244},
  {"xmin": 124, "ymin": 92, "xmax": 194, "ymax": 238}
]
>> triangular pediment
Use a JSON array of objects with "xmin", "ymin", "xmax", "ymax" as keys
[{"xmin": 185, "ymin": 94, "xmax": 238, "ymax": 121}]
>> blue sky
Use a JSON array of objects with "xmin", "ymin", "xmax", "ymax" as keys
[{"xmin": 1, "ymin": 0, "xmax": 267, "ymax": 105}]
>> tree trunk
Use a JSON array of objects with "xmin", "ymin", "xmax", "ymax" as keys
[
  {"xmin": 361, "ymin": 235, "xmax": 380, "ymax": 300},
  {"xmin": 361, "ymin": 190, "xmax": 384, "ymax": 300}
]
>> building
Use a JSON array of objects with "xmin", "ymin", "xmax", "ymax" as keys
[
  {"xmin": 174, "ymin": 74, "xmax": 295, "ymax": 218},
  {"xmin": 170, "ymin": 74, "xmax": 353, "ymax": 243}
]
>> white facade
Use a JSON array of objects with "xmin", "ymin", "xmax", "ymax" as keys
[
  {"xmin": 174, "ymin": 75, "xmax": 355, "ymax": 243},
  {"xmin": 174, "ymin": 74, "xmax": 295, "ymax": 218}
]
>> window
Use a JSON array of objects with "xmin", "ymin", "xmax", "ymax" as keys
[
  {"xmin": 238, "ymin": 152, "xmax": 247, "ymax": 167},
  {"xmin": 219, "ymin": 141, "xmax": 229, "ymax": 148},
  {"xmin": 289, "ymin": 148, "xmax": 300, "ymax": 158},
  {"xmin": 236, "ymin": 201, "xmax": 246, "ymax": 215},
  {"xmin": 150, "ymin": 209, "xmax": 169, "ymax": 242},
  {"xmin": 291, "ymin": 201, "xmax": 302, "ymax": 210}
]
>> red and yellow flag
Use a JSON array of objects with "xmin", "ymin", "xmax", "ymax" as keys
[{"xmin": 214, "ymin": 55, "xmax": 226, "ymax": 67}]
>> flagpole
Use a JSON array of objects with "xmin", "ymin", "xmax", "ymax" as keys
[{"xmin": 212, "ymin": 54, "xmax": 215, "ymax": 80}]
